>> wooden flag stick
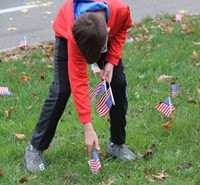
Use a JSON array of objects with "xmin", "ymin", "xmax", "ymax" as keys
[
  {"xmin": 168, "ymin": 96, "xmax": 173, "ymax": 118},
  {"xmin": 108, "ymin": 83, "xmax": 115, "ymax": 106}
]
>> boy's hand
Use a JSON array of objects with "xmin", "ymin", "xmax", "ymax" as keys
[
  {"xmin": 100, "ymin": 63, "xmax": 114, "ymax": 83},
  {"xmin": 84, "ymin": 122, "xmax": 100, "ymax": 156}
]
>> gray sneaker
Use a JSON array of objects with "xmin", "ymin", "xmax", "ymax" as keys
[
  {"xmin": 107, "ymin": 140, "xmax": 136, "ymax": 161},
  {"xmin": 23, "ymin": 144, "xmax": 45, "ymax": 172}
]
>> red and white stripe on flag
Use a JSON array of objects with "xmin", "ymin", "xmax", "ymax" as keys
[
  {"xmin": 96, "ymin": 89, "xmax": 111, "ymax": 117},
  {"xmin": 157, "ymin": 102, "xmax": 175, "ymax": 116},
  {"xmin": 91, "ymin": 64, "xmax": 101, "ymax": 74},
  {"xmin": 88, "ymin": 159, "xmax": 101, "ymax": 174}
]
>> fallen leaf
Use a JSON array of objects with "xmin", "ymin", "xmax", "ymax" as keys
[
  {"xmin": 43, "ymin": 11, "xmax": 52, "ymax": 15},
  {"xmin": 193, "ymin": 41, "xmax": 200, "ymax": 46},
  {"xmin": 152, "ymin": 170, "xmax": 169, "ymax": 180},
  {"xmin": 157, "ymin": 75, "xmax": 174, "ymax": 82},
  {"xmin": 145, "ymin": 175, "xmax": 156, "ymax": 183},
  {"xmin": 126, "ymin": 37, "xmax": 134, "ymax": 43},
  {"xmin": 7, "ymin": 27, "xmax": 17, "ymax": 31},
  {"xmin": 165, "ymin": 25, "xmax": 173, "ymax": 33},
  {"xmin": 144, "ymin": 168, "xmax": 153, "ymax": 175},
  {"xmin": 197, "ymin": 88, "xmax": 200, "ymax": 94},
  {"xmin": 196, "ymin": 62, "xmax": 200, "ymax": 67},
  {"xmin": 26, "ymin": 2, "xmax": 37, "ymax": 5},
  {"xmin": 191, "ymin": 51, "xmax": 198, "ymax": 59},
  {"xmin": 19, "ymin": 177, "xmax": 28, "ymax": 183},
  {"xmin": 19, "ymin": 76, "xmax": 31, "ymax": 81},
  {"xmin": 162, "ymin": 121, "xmax": 172, "ymax": 130},
  {"xmin": 20, "ymin": 9, "xmax": 28, "ymax": 13},
  {"xmin": 187, "ymin": 26, "xmax": 194, "ymax": 34},
  {"xmin": 3, "ymin": 106, "xmax": 17, "ymax": 117},
  {"xmin": 182, "ymin": 15, "xmax": 189, "ymax": 20},
  {"xmin": 40, "ymin": 3, "xmax": 51, "ymax": 7},
  {"xmin": 13, "ymin": 133, "xmax": 26, "ymax": 140},
  {"xmin": 142, "ymin": 149, "xmax": 152, "ymax": 160},
  {"xmin": 27, "ymin": 106, "xmax": 32, "ymax": 111},
  {"xmin": 64, "ymin": 172, "xmax": 78, "ymax": 180},
  {"xmin": 0, "ymin": 167, "xmax": 3, "ymax": 176},
  {"xmin": 178, "ymin": 10, "xmax": 188, "ymax": 14},
  {"xmin": 47, "ymin": 65, "xmax": 54, "ymax": 69},
  {"xmin": 149, "ymin": 144, "xmax": 156, "ymax": 149},
  {"xmin": 29, "ymin": 175, "xmax": 38, "ymax": 180},
  {"xmin": 102, "ymin": 179, "xmax": 115, "ymax": 185}
]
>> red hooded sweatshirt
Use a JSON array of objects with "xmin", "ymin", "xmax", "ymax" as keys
[{"xmin": 53, "ymin": 0, "xmax": 132, "ymax": 123}]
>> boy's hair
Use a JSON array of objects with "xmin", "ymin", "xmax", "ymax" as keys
[{"xmin": 72, "ymin": 12, "xmax": 107, "ymax": 64}]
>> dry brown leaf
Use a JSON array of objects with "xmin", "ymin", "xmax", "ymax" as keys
[
  {"xmin": 165, "ymin": 25, "xmax": 173, "ymax": 33},
  {"xmin": 193, "ymin": 42, "xmax": 200, "ymax": 46},
  {"xmin": 142, "ymin": 149, "xmax": 152, "ymax": 160},
  {"xmin": 152, "ymin": 170, "xmax": 169, "ymax": 180},
  {"xmin": 102, "ymin": 179, "xmax": 115, "ymax": 185},
  {"xmin": 182, "ymin": 15, "xmax": 189, "ymax": 20},
  {"xmin": 180, "ymin": 24, "xmax": 187, "ymax": 31},
  {"xmin": 19, "ymin": 76, "xmax": 31, "ymax": 81},
  {"xmin": 0, "ymin": 167, "xmax": 3, "ymax": 176},
  {"xmin": 3, "ymin": 106, "xmax": 17, "ymax": 117},
  {"xmin": 187, "ymin": 26, "xmax": 194, "ymax": 34},
  {"xmin": 145, "ymin": 175, "xmax": 156, "ymax": 183},
  {"xmin": 13, "ymin": 133, "xmax": 26, "ymax": 140},
  {"xmin": 162, "ymin": 121, "xmax": 172, "ymax": 130},
  {"xmin": 197, "ymin": 88, "xmax": 200, "ymax": 94},
  {"xmin": 191, "ymin": 51, "xmax": 198, "ymax": 59},
  {"xmin": 196, "ymin": 62, "xmax": 200, "ymax": 66},
  {"xmin": 19, "ymin": 177, "xmax": 28, "ymax": 183},
  {"xmin": 157, "ymin": 75, "xmax": 174, "ymax": 82}
]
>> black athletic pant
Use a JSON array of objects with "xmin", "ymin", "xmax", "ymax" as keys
[{"xmin": 31, "ymin": 36, "xmax": 128, "ymax": 151}]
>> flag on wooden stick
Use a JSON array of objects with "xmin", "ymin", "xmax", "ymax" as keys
[
  {"xmin": 96, "ymin": 87, "xmax": 114, "ymax": 117},
  {"xmin": 91, "ymin": 64, "xmax": 101, "ymax": 74},
  {"xmin": 18, "ymin": 36, "xmax": 27, "ymax": 48},
  {"xmin": 156, "ymin": 97, "xmax": 175, "ymax": 117},
  {"xmin": 88, "ymin": 149, "xmax": 102, "ymax": 174},
  {"xmin": 91, "ymin": 80, "xmax": 106, "ymax": 101},
  {"xmin": 0, "ymin": 87, "xmax": 11, "ymax": 96},
  {"xmin": 171, "ymin": 83, "xmax": 179, "ymax": 98}
]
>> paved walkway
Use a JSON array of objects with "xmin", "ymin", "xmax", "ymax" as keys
[
  {"xmin": 126, "ymin": 0, "xmax": 200, "ymax": 22},
  {"xmin": 0, "ymin": 0, "xmax": 200, "ymax": 52}
]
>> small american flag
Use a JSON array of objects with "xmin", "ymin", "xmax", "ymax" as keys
[
  {"xmin": 91, "ymin": 64, "xmax": 101, "ymax": 74},
  {"xmin": 171, "ymin": 83, "xmax": 179, "ymax": 98},
  {"xmin": 91, "ymin": 80, "xmax": 106, "ymax": 101},
  {"xmin": 18, "ymin": 36, "xmax": 27, "ymax": 48},
  {"xmin": 88, "ymin": 149, "xmax": 102, "ymax": 174},
  {"xmin": 156, "ymin": 97, "xmax": 175, "ymax": 117},
  {"xmin": 96, "ymin": 87, "xmax": 113, "ymax": 117},
  {"xmin": 0, "ymin": 87, "xmax": 11, "ymax": 96}
]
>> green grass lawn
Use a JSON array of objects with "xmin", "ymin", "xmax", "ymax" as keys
[{"xmin": 0, "ymin": 15, "xmax": 200, "ymax": 185}]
